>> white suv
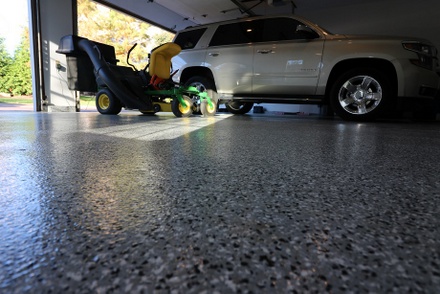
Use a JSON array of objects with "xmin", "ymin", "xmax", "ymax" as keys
[{"xmin": 172, "ymin": 15, "xmax": 440, "ymax": 121}]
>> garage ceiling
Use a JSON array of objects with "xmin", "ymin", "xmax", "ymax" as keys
[
  {"xmin": 95, "ymin": 0, "xmax": 365, "ymax": 32},
  {"xmin": 96, "ymin": 0, "xmax": 297, "ymax": 32},
  {"xmin": 152, "ymin": 0, "xmax": 295, "ymax": 23}
]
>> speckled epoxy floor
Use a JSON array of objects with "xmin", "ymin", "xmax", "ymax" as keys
[{"xmin": 0, "ymin": 111, "xmax": 439, "ymax": 293}]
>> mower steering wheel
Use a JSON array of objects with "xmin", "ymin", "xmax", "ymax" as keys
[{"xmin": 127, "ymin": 43, "xmax": 138, "ymax": 71}]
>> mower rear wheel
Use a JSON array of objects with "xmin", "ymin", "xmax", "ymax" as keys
[
  {"xmin": 96, "ymin": 89, "xmax": 122, "ymax": 115},
  {"xmin": 172, "ymin": 95, "xmax": 193, "ymax": 117}
]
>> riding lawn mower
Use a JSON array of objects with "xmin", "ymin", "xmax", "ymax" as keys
[{"xmin": 56, "ymin": 35, "xmax": 216, "ymax": 116}]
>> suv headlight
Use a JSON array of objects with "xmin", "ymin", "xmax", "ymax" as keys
[{"xmin": 403, "ymin": 41, "xmax": 436, "ymax": 70}]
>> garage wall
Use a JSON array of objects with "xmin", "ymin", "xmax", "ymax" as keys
[
  {"xmin": 32, "ymin": 0, "xmax": 77, "ymax": 112},
  {"xmin": 297, "ymin": 0, "xmax": 440, "ymax": 50}
]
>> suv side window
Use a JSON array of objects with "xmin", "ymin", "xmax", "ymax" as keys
[
  {"xmin": 209, "ymin": 21, "xmax": 262, "ymax": 47},
  {"xmin": 174, "ymin": 28, "xmax": 207, "ymax": 50},
  {"xmin": 261, "ymin": 18, "xmax": 319, "ymax": 42}
]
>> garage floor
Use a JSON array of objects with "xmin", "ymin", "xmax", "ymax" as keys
[{"xmin": 1, "ymin": 111, "xmax": 439, "ymax": 293}]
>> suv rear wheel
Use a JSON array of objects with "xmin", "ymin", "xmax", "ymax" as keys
[
  {"xmin": 330, "ymin": 68, "xmax": 392, "ymax": 121},
  {"xmin": 225, "ymin": 102, "xmax": 254, "ymax": 115}
]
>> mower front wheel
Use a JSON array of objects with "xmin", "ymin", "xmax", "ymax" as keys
[
  {"xmin": 172, "ymin": 95, "xmax": 193, "ymax": 117},
  {"xmin": 96, "ymin": 89, "xmax": 122, "ymax": 115},
  {"xmin": 200, "ymin": 97, "xmax": 218, "ymax": 116}
]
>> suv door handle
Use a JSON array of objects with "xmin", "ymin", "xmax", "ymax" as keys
[
  {"xmin": 208, "ymin": 52, "xmax": 219, "ymax": 57},
  {"xmin": 257, "ymin": 49, "xmax": 273, "ymax": 54}
]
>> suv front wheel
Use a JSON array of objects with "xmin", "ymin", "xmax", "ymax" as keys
[{"xmin": 330, "ymin": 68, "xmax": 392, "ymax": 121}]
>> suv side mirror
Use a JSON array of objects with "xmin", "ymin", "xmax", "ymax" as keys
[{"xmin": 295, "ymin": 25, "xmax": 319, "ymax": 39}]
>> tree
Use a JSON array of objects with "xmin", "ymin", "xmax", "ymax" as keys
[
  {"xmin": 0, "ymin": 37, "xmax": 13, "ymax": 94},
  {"xmin": 77, "ymin": 0, "xmax": 174, "ymax": 69},
  {"xmin": 1, "ymin": 0, "xmax": 175, "ymax": 96},
  {"xmin": 4, "ymin": 28, "xmax": 32, "ymax": 95}
]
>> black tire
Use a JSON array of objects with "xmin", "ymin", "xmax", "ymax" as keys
[
  {"xmin": 139, "ymin": 110, "xmax": 156, "ymax": 115},
  {"xmin": 95, "ymin": 88, "xmax": 122, "ymax": 115},
  {"xmin": 184, "ymin": 76, "xmax": 218, "ymax": 114},
  {"xmin": 139, "ymin": 104, "xmax": 160, "ymax": 115},
  {"xmin": 330, "ymin": 68, "xmax": 392, "ymax": 121},
  {"xmin": 172, "ymin": 95, "xmax": 193, "ymax": 117},
  {"xmin": 225, "ymin": 101, "xmax": 254, "ymax": 115}
]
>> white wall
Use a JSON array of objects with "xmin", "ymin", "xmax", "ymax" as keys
[
  {"xmin": 32, "ymin": 0, "xmax": 77, "ymax": 112},
  {"xmin": 297, "ymin": 0, "xmax": 440, "ymax": 51}
]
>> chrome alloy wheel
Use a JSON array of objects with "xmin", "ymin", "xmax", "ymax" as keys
[{"xmin": 338, "ymin": 75, "xmax": 383, "ymax": 115}]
